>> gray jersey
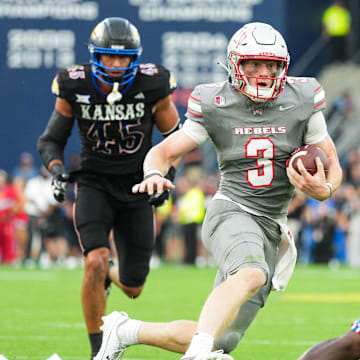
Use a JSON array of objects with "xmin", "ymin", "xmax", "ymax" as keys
[{"xmin": 185, "ymin": 77, "xmax": 326, "ymax": 218}]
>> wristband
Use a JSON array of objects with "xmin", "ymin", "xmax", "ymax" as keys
[
  {"xmin": 325, "ymin": 182, "xmax": 334, "ymax": 197},
  {"xmin": 49, "ymin": 162, "xmax": 65, "ymax": 177},
  {"xmin": 144, "ymin": 169, "xmax": 163, "ymax": 180}
]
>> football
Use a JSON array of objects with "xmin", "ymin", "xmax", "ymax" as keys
[{"xmin": 287, "ymin": 145, "xmax": 329, "ymax": 175}]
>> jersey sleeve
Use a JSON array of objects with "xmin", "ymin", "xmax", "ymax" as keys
[
  {"xmin": 309, "ymin": 78, "xmax": 326, "ymax": 113},
  {"xmin": 181, "ymin": 119, "xmax": 209, "ymax": 144},
  {"xmin": 138, "ymin": 64, "xmax": 177, "ymax": 101},
  {"xmin": 185, "ymin": 86, "xmax": 205, "ymax": 125},
  {"xmin": 51, "ymin": 65, "xmax": 87, "ymax": 100},
  {"xmin": 304, "ymin": 111, "xmax": 328, "ymax": 144},
  {"xmin": 155, "ymin": 65, "xmax": 177, "ymax": 98},
  {"xmin": 50, "ymin": 68, "xmax": 69, "ymax": 99}
]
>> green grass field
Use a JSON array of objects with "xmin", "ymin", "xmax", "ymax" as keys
[{"xmin": 1, "ymin": 263, "xmax": 359, "ymax": 360}]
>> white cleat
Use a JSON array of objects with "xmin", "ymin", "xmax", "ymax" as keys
[
  {"xmin": 94, "ymin": 311, "xmax": 130, "ymax": 360},
  {"xmin": 181, "ymin": 350, "xmax": 234, "ymax": 360},
  {"xmin": 196, "ymin": 354, "xmax": 233, "ymax": 360}
]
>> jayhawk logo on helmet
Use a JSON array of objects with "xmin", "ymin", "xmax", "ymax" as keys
[{"xmin": 91, "ymin": 22, "xmax": 105, "ymax": 42}]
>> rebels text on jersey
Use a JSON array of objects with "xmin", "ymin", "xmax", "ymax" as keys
[{"xmin": 52, "ymin": 63, "xmax": 176, "ymax": 175}]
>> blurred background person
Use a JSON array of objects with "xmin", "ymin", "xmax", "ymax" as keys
[
  {"xmin": 177, "ymin": 166, "xmax": 206, "ymax": 265},
  {"xmin": 322, "ymin": 0, "xmax": 351, "ymax": 63},
  {"xmin": 11, "ymin": 152, "xmax": 39, "ymax": 182},
  {"xmin": 0, "ymin": 170, "xmax": 20, "ymax": 264},
  {"xmin": 11, "ymin": 176, "xmax": 29, "ymax": 265},
  {"xmin": 24, "ymin": 166, "xmax": 64, "ymax": 267}
]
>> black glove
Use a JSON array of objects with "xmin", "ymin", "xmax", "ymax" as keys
[
  {"xmin": 50, "ymin": 163, "xmax": 69, "ymax": 203},
  {"xmin": 148, "ymin": 189, "xmax": 170, "ymax": 207},
  {"xmin": 148, "ymin": 166, "xmax": 176, "ymax": 207}
]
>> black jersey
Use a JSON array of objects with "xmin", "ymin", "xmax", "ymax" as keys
[{"xmin": 51, "ymin": 63, "xmax": 176, "ymax": 175}]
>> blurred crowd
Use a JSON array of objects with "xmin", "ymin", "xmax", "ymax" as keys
[
  {"xmin": 1, "ymin": 141, "xmax": 360, "ymax": 269},
  {"xmin": 0, "ymin": 152, "xmax": 82, "ymax": 269}
]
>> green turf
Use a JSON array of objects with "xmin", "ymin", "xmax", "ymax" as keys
[{"xmin": 0, "ymin": 263, "xmax": 359, "ymax": 359}]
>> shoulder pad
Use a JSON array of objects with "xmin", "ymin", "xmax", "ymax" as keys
[
  {"xmin": 132, "ymin": 64, "xmax": 176, "ymax": 99},
  {"xmin": 286, "ymin": 76, "xmax": 326, "ymax": 112},
  {"xmin": 138, "ymin": 63, "xmax": 176, "ymax": 89},
  {"xmin": 53, "ymin": 64, "xmax": 90, "ymax": 99}
]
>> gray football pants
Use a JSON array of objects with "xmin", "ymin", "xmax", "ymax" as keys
[{"xmin": 201, "ymin": 199, "xmax": 282, "ymax": 353}]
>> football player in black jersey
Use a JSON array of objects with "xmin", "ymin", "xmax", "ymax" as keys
[{"xmin": 37, "ymin": 17, "xmax": 181, "ymax": 358}]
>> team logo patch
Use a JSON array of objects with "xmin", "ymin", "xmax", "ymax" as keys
[
  {"xmin": 279, "ymin": 105, "xmax": 295, "ymax": 111},
  {"xmin": 215, "ymin": 96, "xmax": 225, "ymax": 106},
  {"xmin": 134, "ymin": 92, "xmax": 145, "ymax": 99},
  {"xmin": 169, "ymin": 73, "xmax": 177, "ymax": 89},
  {"xmin": 91, "ymin": 23, "xmax": 105, "ymax": 40},
  {"xmin": 75, "ymin": 94, "xmax": 91, "ymax": 104},
  {"xmin": 139, "ymin": 63, "xmax": 158, "ymax": 76},
  {"xmin": 51, "ymin": 75, "xmax": 59, "ymax": 96},
  {"xmin": 253, "ymin": 109, "xmax": 263, "ymax": 116}
]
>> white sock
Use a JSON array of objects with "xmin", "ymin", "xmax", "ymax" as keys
[
  {"xmin": 184, "ymin": 332, "xmax": 214, "ymax": 357},
  {"xmin": 116, "ymin": 318, "xmax": 142, "ymax": 346}
]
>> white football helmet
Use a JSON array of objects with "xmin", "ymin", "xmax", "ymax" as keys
[{"xmin": 227, "ymin": 22, "xmax": 290, "ymax": 103}]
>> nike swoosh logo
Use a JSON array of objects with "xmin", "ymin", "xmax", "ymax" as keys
[{"xmin": 279, "ymin": 105, "xmax": 295, "ymax": 111}]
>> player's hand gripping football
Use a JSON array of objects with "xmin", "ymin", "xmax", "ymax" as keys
[
  {"xmin": 286, "ymin": 157, "xmax": 330, "ymax": 201},
  {"xmin": 132, "ymin": 171, "xmax": 175, "ymax": 206}
]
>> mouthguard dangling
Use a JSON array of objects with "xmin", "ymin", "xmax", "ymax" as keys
[{"xmin": 106, "ymin": 82, "xmax": 122, "ymax": 104}]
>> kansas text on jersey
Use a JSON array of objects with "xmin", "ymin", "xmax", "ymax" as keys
[{"xmin": 47, "ymin": 63, "xmax": 176, "ymax": 175}]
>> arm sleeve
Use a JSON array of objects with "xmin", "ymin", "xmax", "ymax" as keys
[
  {"xmin": 304, "ymin": 110, "xmax": 328, "ymax": 144},
  {"xmin": 37, "ymin": 110, "xmax": 74, "ymax": 167},
  {"xmin": 181, "ymin": 119, "xmax": 209, "ymax": 145}
]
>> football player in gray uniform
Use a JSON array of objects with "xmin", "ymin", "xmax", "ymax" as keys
[{"xmin": 94, "ymin": 22, "xmax": 342, "ymax": 360}]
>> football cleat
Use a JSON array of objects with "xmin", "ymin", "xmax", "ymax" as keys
[
  {"xmin": 181, "ymin": 350, "xmax": 234, "ymax": 360},
  {"xmin": 94, "ymin": 311, "xmax": 130, "ymax": 360}
]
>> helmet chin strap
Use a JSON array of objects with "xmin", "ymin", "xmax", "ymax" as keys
[{"xmin": 106, "ymin": 82, "xmax": 122, "ymax": 104}]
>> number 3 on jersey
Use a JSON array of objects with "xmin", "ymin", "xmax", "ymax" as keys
[{"xmin": 245, "ymin": 137, "xmax": 275, "ymax": 187}]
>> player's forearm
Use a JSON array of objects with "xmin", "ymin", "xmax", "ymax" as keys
[
  {"xmin": 37, "ymin": 139, "xmax": 65, "ymax": 169},
  {"xmin": 143, "ymin": 143, "xmax": 174, "ymax": 177},
  {"xmin": 37, "ymin": 110, "xmax": 74, "ymax": 168},
  {"xmin": 326, "ymin": 157, "xmax": 343, "ymax": 193},
  {"xmin": 316, "ymin": 135, "xmax": 342, "ymax": 195}
]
